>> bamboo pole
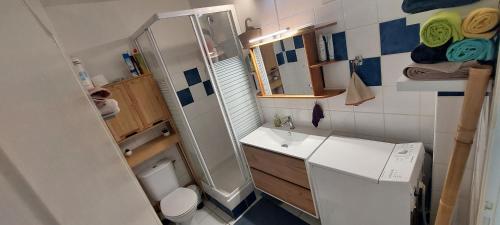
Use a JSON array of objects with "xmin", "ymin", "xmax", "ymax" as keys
[{"xmin": 434, "ymin": 65, "xmax": 492, "ymax": 225}]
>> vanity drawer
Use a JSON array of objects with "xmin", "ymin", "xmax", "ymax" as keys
[
  {"xmin": 251, "ymin": 168, "xmax": 316, "ymax": 215},
  {"xmin": 243, "ymin": 145, "xmax": 310, "ymax": 189}
]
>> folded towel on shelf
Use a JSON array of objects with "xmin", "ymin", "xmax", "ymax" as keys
[
  {"xmin": 411, "ymin": 39, "xmax": 452, "ymax": 64},
  {"xmin": 462, "ymin": 8, "xmax": 500, "ymax": 39},
  {"xmin": 446, "ymin": 39, "xmax": 495, "ymax": 61},
  {"xmin": 312, "ymin": 103, "xmax": 324, "ymax": 128},
  {"xmin": 99, "ymin": 99, "xmax": 120, "ymax": 117},
  {"xmin": 403, "ymin": 61, "xmax": 480, "ymax": 80},
  {"xmin": 420, "ymin": 11, "xmax": 463, "ymax": 47},
  {"xmin": 402, "ymin": 0, "xmax": 479, "ymax": 14},
  {"xmin": 345, "ymin": 72, "xmax": 375, "ymax": 106}
]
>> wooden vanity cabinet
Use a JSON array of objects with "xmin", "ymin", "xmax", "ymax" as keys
[
  {"xmin": 105, "ymin": 74, "xmax": 170, "ymax": 142},
  {"xmin": 243, "ymin": 144, "xmax": 316, "ymax": 216}
]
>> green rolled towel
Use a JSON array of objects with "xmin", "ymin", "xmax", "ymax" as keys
[
  {"xmin": 420, "ymin": 11, "xmax": 464, "ymax": 47},
  {"xmin": 446, "ymin": 39, "xmax": 495, "ymax": 62}
]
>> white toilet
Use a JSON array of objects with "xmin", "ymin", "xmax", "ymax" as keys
[{"xmin": 138, "ymin": 160, "xmax": 198, "ymax": 225}]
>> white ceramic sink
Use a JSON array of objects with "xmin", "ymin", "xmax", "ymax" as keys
[{"xmin": 240, "ymin": 124, "xmax": 331, "ymax": 159}]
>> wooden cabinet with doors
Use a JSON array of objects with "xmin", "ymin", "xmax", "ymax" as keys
[{"xmin": 104, "ymin": 73, "xmax": 170, "ymax": 142}]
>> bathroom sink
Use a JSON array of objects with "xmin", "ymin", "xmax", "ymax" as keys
[{"xmin": 240, "ymin": 124, "xmax": 331, "ymax": 159}]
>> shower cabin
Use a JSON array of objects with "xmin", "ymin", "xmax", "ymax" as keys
[{"xmin": 131, "ymin": 5, "xmax": 261, "ymax": 213}]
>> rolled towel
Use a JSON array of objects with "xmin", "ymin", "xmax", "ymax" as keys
[
  {"xmin": 404, "ymin": 61, "xmax": 480, "ymax": 80},
  {"xmin": 411, "ymin": 39, "xmax": 452, "ymax": 64},
  {"xmin": 402, "ymin": 0, "xmax": 478, "ymax": 14},
  {"xmin": 446, "ymin": 39, "xmax": 495, "ymax": 62},
  {"xmin": 420, "ymin": 11, "xmax": 463, "ymax": 47},
  {"xmin": 462, "ymin": 8, "xmax": 500, "ymax": 39}
]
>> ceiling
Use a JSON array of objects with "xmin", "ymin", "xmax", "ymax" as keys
[{"xmin": 40, "ymin": 0, "xmax": 118, "ymax": 7}]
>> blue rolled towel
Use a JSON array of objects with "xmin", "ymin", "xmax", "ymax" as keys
[
  {"xmin": 446, "ymin": 39, "xmax": 496, "ymax": 62},
  {"xmin": 402, "ymin": 0, "xmax": 479, "ymax": 14},
  {"xmin": 411, "ymin": 39, "xmax": 452, "ymax": 64}
]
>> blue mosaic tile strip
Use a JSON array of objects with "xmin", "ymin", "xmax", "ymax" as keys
[
  {"xmin": 203, "ymin": 80, "xmax": 214, "ymax": 96},
  {"xmin": 350, "ymin": 57, "xmax": 382, "ymax": 86},
  {"xmin": 380, "ymin": 18, "xmax": 420, "ymax": 55},
  {"xmin": 176, "ymin": 88, "xmax": 194, "ymax": 106},
  {"xmin": 332, "ymin": 32, "xmax": 348, "ymax": 61},
  {"xmin": 293, "ymin": 35, "xmax": 304, "ymax": 49},
  {"xmin": 438, "ymin": 92, "xmax": 465, "ymax": 96},
  {"xmin": 184, "ymin": 68, "xmax": 202, "ymax": 86}
]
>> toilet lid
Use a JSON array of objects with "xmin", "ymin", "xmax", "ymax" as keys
[{"xmin": 160, "ymin": 188, "xmax": 197, "ymax": 217}]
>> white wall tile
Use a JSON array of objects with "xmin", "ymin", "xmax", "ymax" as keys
[
  {"xmin": 261, "ymin": 22, "xmax": 281, "ymax": 35},
  {"xmin": 420, "ymin": 92, "xmax": 437, "ymax": 116},
  {"xmin": 384, "ymin": 114, "xmax": 420, "ymax": 142},
  {"xmin": 324, "ymin": 61, "xmax": 350, "ymax": 89},
  {"xmin": 314, "ymin": 0, "xmax": 346, "ymax": 32},
  {"xmin": 259, "ymin": 98, "xmax": 275, "ymax": 108},
  {"xmin": 341, "ymin": 0, "xmax": 378, "ymax": 29},
  {"xmin": 435, "ymin": 96, "xmax": 463, "ymax": 133},
  {"xmin": 294, "ymin": 109, "xmax": 332, "ymax": 129},
  {"xmin": 383, "ymin": 86, "xmax": 420, "ymax": 115},
  {"xmin": 376, "ymin": 0, "xmax": 406, "ymax": 22},
  {"xmin": 279, "ymin": 9, "xmax": 316, "ymax": 30},
  {"xmin": 331, "ymin": 110, "xmax": 355, "ymax": 133},
  {"xmin": 353, "ymin": 86, "xmax": 383, "ymax": 113},
  {"xmin": 261, "ymin": 107, "xmax": 276, "ymax": 123},
  {"xmin": 326, "ymin": 92, "xmax": 354, "ymax": 112},
  {"xmin": 354, "ymin": 112, "xmax": 385, "ymax": 137},
  {"xmin": 275, "ymin": 0, "xmax": 320, "ymax": 20},
  {"xmin": 420, "ymin": 116, "xmax": 434, "ymax": 145},
  {"xmin": 345, "ymin": 24, "xmax": 381, "ymax": 59},
  {"xmin": 381, "ymin": 52, "xmax": 412, "ymax": 86},
  {"xmin": 433, "ymin": 132, "xmax": 475, "ymax": 169}
]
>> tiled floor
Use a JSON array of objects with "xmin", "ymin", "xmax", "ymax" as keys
[{"xmin": 182, "ymin": 193, "xmax": 321, "ymax": 225}]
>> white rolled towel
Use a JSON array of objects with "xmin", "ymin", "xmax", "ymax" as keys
[{"xmin": 99, "ymin": 99, "xmax": 120, "ymax": 117}]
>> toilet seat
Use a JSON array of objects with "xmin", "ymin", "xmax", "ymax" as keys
[{"xmin": 160, "ymin": 187, "xmax": 197, "ymax": 218}]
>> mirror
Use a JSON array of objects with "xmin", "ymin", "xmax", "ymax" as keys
[{"xmin": 252, "ymin": 35, "xmax": 313, "ymax": 95}]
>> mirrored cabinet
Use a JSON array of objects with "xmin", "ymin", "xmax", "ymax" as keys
[{"xmin": 248, "ymin": 22, "xmax": 345, "ymax": 98}]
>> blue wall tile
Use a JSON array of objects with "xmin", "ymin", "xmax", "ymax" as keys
[
  {"xmin": 286, "ymin": 50, "xmax": 297, "ymax": 63},
  {"xmin": 176, "ymin": 88, "xmax": 194, "ymax": 107},
  {"xmin": 380, "ymin": 18, "xmax": 420, "ymax": 55},
  {"xmin": 293, "ymin": 35, "xmax": 304, "ymax": 49},
  {"xmin": 203, "ymin": 80, "xmax": 214, "ymax": 96},
  {"xmin": 276, "ymin": 52, "xmax": 285, "ymax": 65},
  {"xmin": 350, "ymin": 57, "xmax": 382, "ymax": 86},
  {"xmin": 332, "ymin": 32, "xmax": 348, "ymax": 61},
  {"xmin": 183, "ymin": 68, "xmax": 202, "ymax": 86}
]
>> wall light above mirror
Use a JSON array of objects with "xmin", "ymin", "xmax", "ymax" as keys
[{"xmin": 247, "ymin": 21, "xmax": 345, "ymax": 99}]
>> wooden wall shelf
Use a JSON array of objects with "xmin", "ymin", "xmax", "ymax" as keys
[
  {"xmin": 309, "ymin": 60, "xmax": 337, "ymax": 69},
  {"xmin": 126, "ymin": 133, "xmax": 179, "ymax": 168}
]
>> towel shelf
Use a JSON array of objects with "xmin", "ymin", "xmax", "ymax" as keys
[
  {"xmin": 126, "ymin": 134, "xmax": 180, "ymax": 168},
  {"xmin": 396, "ymin": 75, "xmax": 493, "ymax": 92}
]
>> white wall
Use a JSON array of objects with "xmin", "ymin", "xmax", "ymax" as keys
[
  {"xmin": 44, "ymin": 0, "xmax": 192, "ymax": 82},
  {"xmin": 0, "ymin": 0, "xmax": 160, "ymax": 224}
]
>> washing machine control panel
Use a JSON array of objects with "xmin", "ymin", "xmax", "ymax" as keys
[{"xmin": 380, "ymin": 143, "xmax": 424, "ymax": 182}]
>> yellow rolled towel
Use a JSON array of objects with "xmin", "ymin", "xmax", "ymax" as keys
[{"xmin": 462, "ymin": 8, "xmax": 500, "ymax": 39}]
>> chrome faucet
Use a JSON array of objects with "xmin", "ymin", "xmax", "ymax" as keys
[{"xmin": 280, "ymin": 116, "xmax": 295, "ymax": 130}]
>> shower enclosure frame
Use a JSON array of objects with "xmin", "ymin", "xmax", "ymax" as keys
[{"xmin": 131, "ymin": 5, "xmax": 256, "ymax": 209}]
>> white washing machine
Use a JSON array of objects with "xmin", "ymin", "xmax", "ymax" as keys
[{"xmin": 308, "ymin": 136, "xmax": 424, "ymax": 225}]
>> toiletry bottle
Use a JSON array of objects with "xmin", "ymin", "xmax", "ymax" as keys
[
  {"xmin": 327, "ymin": 35, "xmax": 335, "ymax": 61},
  {"xmin": 273, "ymin": 114, "xmax": 282, "ymax": 127},
  {"xmin": 317, "ymin": 35, "xmax": 327, "ymax": 61},
  {"xmin": 122, "ymin": 52, "xmax": 139, "ymax": 77},
  {"xmin": 72, "ymin": 57, "xmax": 95, "ymax": 91}
]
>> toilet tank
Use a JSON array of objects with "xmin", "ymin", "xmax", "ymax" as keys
[{"xmin": 137, "ymin": 160, "xmax": 180, "ymax": 202}]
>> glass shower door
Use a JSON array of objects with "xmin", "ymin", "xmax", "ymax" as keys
[{"xmin": 194, "ymin": 10, "xmax": 261, "ymax": 190}]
